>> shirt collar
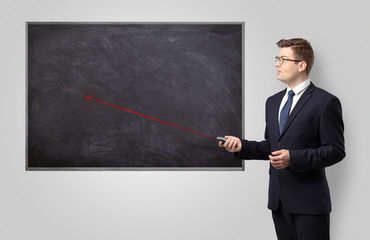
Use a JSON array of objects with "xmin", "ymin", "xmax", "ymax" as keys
[{"xmin": 287, "ymin": 78, "xmax": 311, "ymax": 95}]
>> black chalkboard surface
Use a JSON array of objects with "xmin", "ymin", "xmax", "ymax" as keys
[{"xmin": 27, "ymin": 23, "xmax": 243, "ymax": 170}]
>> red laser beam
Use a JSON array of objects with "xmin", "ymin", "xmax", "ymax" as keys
[{"xmin": 86, "ymin": 96, "xmax": 216, "ymax": 140}]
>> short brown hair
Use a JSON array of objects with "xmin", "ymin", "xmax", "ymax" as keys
[{"xmin": 276, "ymin": 38, "xmax": 315, "ymax": 76}]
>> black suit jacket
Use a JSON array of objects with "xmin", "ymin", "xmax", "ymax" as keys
[{"xmin": 237, "ymin": 83, "xmax": 345, "ymax": 214}]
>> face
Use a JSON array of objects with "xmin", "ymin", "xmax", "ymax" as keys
[{"xmin": 275, "ymin": 47, "xmax": 302, "ymax": 84}]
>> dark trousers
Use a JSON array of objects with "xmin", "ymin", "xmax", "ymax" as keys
[{"xmin": 271, "ymin": 201, "xmax": 330, "ymax": 240}]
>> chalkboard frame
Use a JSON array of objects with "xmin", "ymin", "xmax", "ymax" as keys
[{"xmin": 26, "ymin": 22, "xmax": 245, "ymax": 171}]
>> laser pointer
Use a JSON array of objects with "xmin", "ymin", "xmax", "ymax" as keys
[{"xmin": 216, "ymin": 136, "xmax": 228, "ymax": 143}]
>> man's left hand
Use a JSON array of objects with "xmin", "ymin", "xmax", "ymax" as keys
[{"xmin": 269, "ymin": 149, "xmax": 290, "ymax": 169}]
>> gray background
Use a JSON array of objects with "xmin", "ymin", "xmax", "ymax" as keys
[{"xmin": 0, "ymin": 0, "xmax": 369, "ymax": 239}]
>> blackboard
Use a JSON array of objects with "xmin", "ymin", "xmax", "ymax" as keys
[{"xmin": 27, "ymin": 23, "xmax": 244, "ymax": 170}]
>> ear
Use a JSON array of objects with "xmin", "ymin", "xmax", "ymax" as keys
[{"xmin": 298, "ymin": 61, "xmax": 307, "ymax": 73}]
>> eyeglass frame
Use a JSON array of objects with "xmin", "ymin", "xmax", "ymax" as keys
[{"xmin": 275, "ymin": 56, "xmax": 302, "ymax": 65}]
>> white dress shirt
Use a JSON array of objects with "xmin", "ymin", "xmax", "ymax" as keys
[{"xmin": 278, "ymin": 78, "xmax": 311, "ymax": 124}]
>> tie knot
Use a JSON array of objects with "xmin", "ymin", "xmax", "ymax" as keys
[{"xmin": 288, "ymin": 90, "xmax": 295, "ymax": 98}]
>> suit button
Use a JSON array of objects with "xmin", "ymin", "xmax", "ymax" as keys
[{"xmin": 277, "ymin": 142, "xmax": 281, "ymax": 147}]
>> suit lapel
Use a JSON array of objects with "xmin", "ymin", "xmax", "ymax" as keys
[{"xmin": 279, "ymin": 83, "xmax": 316, "ymax": 138}]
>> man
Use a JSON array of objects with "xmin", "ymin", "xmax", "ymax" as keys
[{"xmin": 219, "ymin": 38, "xmax": 345, "ymax": 240}]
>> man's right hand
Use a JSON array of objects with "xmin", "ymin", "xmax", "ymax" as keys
[{"xmin": 218, "ymin": 136, "xmax": 242, "ymax": 153}]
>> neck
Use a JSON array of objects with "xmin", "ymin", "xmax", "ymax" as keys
[{"xmin": 286, "ymin": 75, "xmax": 308, "ymax": 90}]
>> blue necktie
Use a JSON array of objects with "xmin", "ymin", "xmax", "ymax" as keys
[{"xmin": 279, "ymin": 90, "xmax": 295, "ymax": 134}]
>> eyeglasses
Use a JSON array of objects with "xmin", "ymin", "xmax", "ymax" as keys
[{"xmin": 275, "ymin": 56, "xmax": 302, "ymax": 65}]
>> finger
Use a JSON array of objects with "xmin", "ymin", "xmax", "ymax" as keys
[
  {"xmin": 231, "ymin": 139, "xmax": 237, "ymax": 152},
  {"xmin": 272, "ymin": 163, "xmax": 281, "ymax": 169},
  {"xmin": 218, "ymin": 141, "xmax": 224, "ymax": 147},
  {"xmin": 230, "ymin": 140, "xmax": 237, "ymax": 149},
  {"xmin": 277, "ymin": 163, "xmax": 285, "ymax": 169},
  {"xmin": 271, "ymin": 158, "xmax": 281, "ymax": 165},
  {"xmin": 269, "ymin": 155, "xmax": 279, "ymax": 161},
  {"xmin": 225, "ymin": 142, "xmax": 232, "ymax": 150},
  {"xmin": 233, "ymin": 140, "xmax": 239, "ymax": 148},
  {"xmin": 228, "ymin": 141, "xmax": 236, "ymax": 151},
  {"xmin": 229, "ymin": 139, "xmax": 237, "ymax": 149},
  {"xmin": 224, "ymin": 141, "xmax": 233, "ymax": 151},
  {"xmin": 271, "ymin": 150, "xmax": 283, "ymax": 156}
]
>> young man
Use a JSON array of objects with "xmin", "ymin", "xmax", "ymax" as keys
[{"xmin": 219, "ymin": 38, "xmax": 345, "ymax": 240}]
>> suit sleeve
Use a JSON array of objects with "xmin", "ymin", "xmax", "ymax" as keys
[
  {"xmin": 235, "ymin": 125, "xmax": 271, "ymax": 160},
  {"xmin": 289, "ymin": 97, "xmax": 346, "ymax": 171}
]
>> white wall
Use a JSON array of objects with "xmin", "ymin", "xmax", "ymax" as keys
[{"xmin": 1, "ymin": 0, "xmax": 369, "ymax": 239}]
